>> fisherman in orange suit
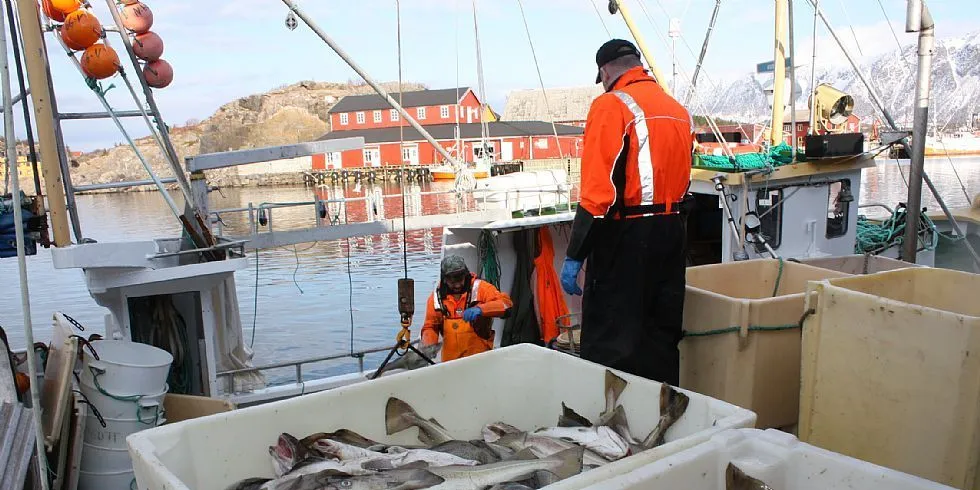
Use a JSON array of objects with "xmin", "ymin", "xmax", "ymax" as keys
[
  {"xmin": 421, "ymin": 255, "xmax": 513, "ymax": 362},
  {"xmin": 561, "ymin": 39, "xmax": 693, "ymax": 385}
]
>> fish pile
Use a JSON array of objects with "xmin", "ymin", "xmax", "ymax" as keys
[{"xmin": 226, "ymin": 370, "xmax": 690, "ymax": 490}]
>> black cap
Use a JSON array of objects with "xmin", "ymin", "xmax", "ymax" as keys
[{"xmin": 595, "ymin": 39, "xmax": 641, "ymax": 83}]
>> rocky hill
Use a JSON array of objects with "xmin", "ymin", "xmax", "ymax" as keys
[{"xmin": 72, "ymin": 80, "xmax": 426, "ymax": 189}]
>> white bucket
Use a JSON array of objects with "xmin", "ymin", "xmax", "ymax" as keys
[
  {"xmin": 79, "ymin": 381, "xmax": 167, "ymax": 421},
  {"xmin": 80, "ymin": 340, "xmax": 173, "ymax": 396},
  {"xmin": 85, "ymin": 414, "xmax": 165, "ymax": 450},
  {"xmin": 78, "ymin": 468, "xmax": 135, "ymax": 490},
  {"xmin": 80, "ymin": 441, "xmax": 132, "ymax": 472}
]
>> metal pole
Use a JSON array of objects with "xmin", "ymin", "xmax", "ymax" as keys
[
  {"xmin": 901, "ymin": 1, "xmax": 934, "ymax": 263},
  {"xmin": 808, "ymin": 0, "xmax": 818, "ymax": 134},
  {"xmin": 0, "ymin": 87, "xmax": 25, "ymax": 108},
  {"xmin": 0, "ymin": 1, "xmax": 50, "ymax": 486},
  {"xmin": 804, "ymin": 0, "xmax": 979, "ymax": 271},
  {"xmin": 788, "ymin": 0, "xmax": 797, "ymax": 159},
  {"xmin": 280, "ymin": 0, "xmax": 461, "ymax": 169},
  {"xmin": 14, "ymin": 0, "xmax": 70, "ymax": 246},
  {"xmin": 771, "ymin": 0, "xmax": 788, "ymax": 146},
  {"xmin": 609, "ymin": 0, "xmax": 672, "ymax": 95},
  {"xmin": 685, "ymin": 0, "xmax": 721, "ymax": 107}
]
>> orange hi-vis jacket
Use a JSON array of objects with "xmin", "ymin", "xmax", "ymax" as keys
[
  {"xmin": 421, "ymin": 273, "xmax": 513, "ymax": 362},
  {"xmin": 579, "ymin": 67, "xmax": 693, "ymax": 219}
]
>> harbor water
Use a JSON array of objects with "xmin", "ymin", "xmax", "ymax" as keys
[{"xmin": 1, "ymin": 156, "xmax": 977, "ymax": 385}]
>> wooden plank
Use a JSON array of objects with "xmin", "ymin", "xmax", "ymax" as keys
[
  {"xmin": 162, "ymin": 394, "xmax": 235, "ymax": 424},
  {"xmin": 691, "ymin": 154, "xmax": 876, "ymax": 186},
  {"xmin": 41, "ymin": 314, "xmax": 79, "ymax": 450}
]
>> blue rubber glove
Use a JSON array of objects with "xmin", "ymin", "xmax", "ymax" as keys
[
  {"xmin": 561, "ymin": 257, "xmax": 584, "ymax": 296},
  {"xmin": 462, "ymin": 307, "xmax": 482, "ymax": 322}
]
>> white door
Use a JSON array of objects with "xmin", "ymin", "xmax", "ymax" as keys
[
  {"xmin": 402, "ymin": 145, "xmax": 419, "ymax": 166},
  {"xmin": 501, "ymin": 141, "xmax": 514, "ymax": 161},
  {"xmin": 364, "ymin": 148, "xmax": 381, "ymax": 167}
]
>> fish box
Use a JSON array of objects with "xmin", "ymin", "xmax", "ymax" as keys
[
  {"xmin": 590, "ymin": 428, "xmax": 955, "ymax": 490},
  {"xmin": 680, "ymin": 259, "xmax": 850, "ymax": 429},
  {"xmin": 799, "ymin": 268, "xmax": 980, "ymax": 489},
  {"xmin": 127, "ymin": 344, "xmax": 756, "ymax": 490},
  {"xmin": 796, "ymin": 254, "xmax": 923, "ymax": 275}
]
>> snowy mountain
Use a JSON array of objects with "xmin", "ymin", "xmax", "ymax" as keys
[{"xmin": 686, "ymin": 30, "xmax": 980, "ymax": 128}]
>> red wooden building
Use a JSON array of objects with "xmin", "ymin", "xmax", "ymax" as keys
[{"xmin": 316, "ymin": 87, "xmax": 584, "ymax": 169}]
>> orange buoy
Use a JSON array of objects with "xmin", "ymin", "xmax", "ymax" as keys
[
  {"xmin": 50, "ymin": 0, "xmax": 81, "ymax": 15},
  {"xmin": 60, "ymin": 25, "xmax": 85, "ymax": 51},
  {"xmin": 132, "ymin": 31, "xmax": 163, "ymax": 61},
  {"xmin": 64, "ymin": 9, "xmax": 102, "ymax": 49},
  {"xmin": 120, "ymin": 0, "xmax": 139, "ymax": 3},
  {"xmin": 120, "ymin": 2, "xmax": 153, "ymax": 34},
  {"xmin": 81, "ymin": 43, "xmax": 119, "ymax": 79},
  {"xmin": 42, "ymin": 0, "xmax": 66, "ymax": 22},
  {"xmin": 143, "ymin": 59, "xmax": 172, "ymax": 88}
]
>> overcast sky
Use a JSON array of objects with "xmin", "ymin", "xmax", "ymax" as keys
[{"xmin": 9, "ymin": 0, "xmax": 979, "ymax": 151}]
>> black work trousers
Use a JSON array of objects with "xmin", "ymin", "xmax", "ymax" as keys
[{"xmin": 580, "ymin": 213, "xmax": 686, "ymax": 385}]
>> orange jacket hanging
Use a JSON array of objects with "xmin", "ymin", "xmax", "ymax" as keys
[
  {"xmin": 568, "ymin": 67, "xmax": 694, "ymax": 260},
  {"xmin": 421, "ymin": 273, "xmax": 513, "ymax": 362},
  {"xmin": 534, "ymin": 227, "xmax": 569, "ymax": 343}
]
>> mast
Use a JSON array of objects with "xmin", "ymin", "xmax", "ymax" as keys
[
  {"xmin": 770, "ymin": 0, "xmax": 788, "ymax": 146},
  {"xmin": 686, "ymin": 0, "xmax": 722, "ymax": 107},
  {"xmin": 14, "ymin": 0, "xmax": 70, "ymax": 246},
  {"xmin": 901, "ymin": 0, "xmax": 934, "ymax": 263}
]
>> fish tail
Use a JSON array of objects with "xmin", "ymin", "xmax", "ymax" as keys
[
  {"xmin": 386, "ymin": 397, "xmax": 420, "ymax": 435},
  {"xmin": 604, "ymin": 370, "xmax": 628, "ymax": 408},
  {"xmin": 547, "ymin": 447, "xmax": 585, "ymax": 480}
]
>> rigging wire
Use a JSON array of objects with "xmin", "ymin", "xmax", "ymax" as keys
[
  {"xmin": 4, "ymin": 0, "xmax": 41, "ymax": 197},
  {"xmin": 472, "ymin": 0, "xmax": 490, "ymax": 167},
  {"xmin": 588, "ymin": 0, "xmax": 612, "ymax": 37},
  {"xmin": 345, "ymin": 212, "xmax": 355, "ymax": 356},
  {"xmin": 250, "ymin": 249, "xmax": 259, "ymax": 348},
  {"xmin": 837, "ymin": 0, "xmax": 863, "ymax": 58},
  {"xmin": 515, "ymin": 0, "xmax": 564, "ymax": 159},
  {"xmin": 396, "ymin": 0, "xmax": 409, "ymax": 279},
  {"xmin": 808, "ymin": 0, "xmax": 819, "ymax": 135},
  {"xmin": 875, "ymin": 0, "xmax": 913, "ymax": 74}
]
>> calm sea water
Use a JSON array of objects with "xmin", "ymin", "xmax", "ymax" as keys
[{"xmin": 1, "ymin": 157, "xmax": 977, "ymax": 383}]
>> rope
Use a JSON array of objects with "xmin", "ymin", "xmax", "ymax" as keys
[
  {"xmin": 478, "ymin": 230, "xmax": 501, "ymax": 288},
  {"xmin": 396, "ymin": 0, "xmax": 409, "ymax": 280},
  {"xmin": 89, "ymin": 368, "xmax": 162, "ymax": 425},
  {"xmin": 772, "ymin": 257, "xmax": 784, "ymax": 297},
  {"xmin": 250, "ymin": 248, "xmax": 259, "ymax": 348},
  {"xmin": 515, "ymin": 0, "xmax": 563, "ymax": 159},
  {"xmin": 683, "ymin": 324, "xmax": 800, "ymax": 338},
  {"xmin": 695, "ymin": 143, "xmax": 795, "ymax": 172},
  {"xmin": 855, "ymin": 205, "xmax": 940, "ymax": 254}
]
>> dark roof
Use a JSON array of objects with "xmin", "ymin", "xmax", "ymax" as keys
[
  {"xmin": 318, "ymin": 122, "xmax": 584, "ymax": 145},
  {"xmin": 327, "ymin": 88, "xmax": 472, "ymax": 114}
]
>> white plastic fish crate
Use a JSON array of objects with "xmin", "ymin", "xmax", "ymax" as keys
[
  {"xmin": 590, "ymin": 428, "xmax": 955, "ymax": 490},
  {"xmin": 127, "ymin": 344, "xmax": 756, "ymax": 490}
]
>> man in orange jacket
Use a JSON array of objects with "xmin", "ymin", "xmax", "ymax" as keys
[
  {"xmin": 560, "ymin": 40, "xmax": 693, "ymax": 385},
  {"xmin": 422, "ymin": 255, "xmax": 513, "ymax": 362}
]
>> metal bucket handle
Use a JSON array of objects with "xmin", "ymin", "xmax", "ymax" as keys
[{"xmin": 136, "ymin": 399, "xmax": 163, "ymax": 426}]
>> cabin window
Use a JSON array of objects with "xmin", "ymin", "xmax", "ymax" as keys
[
  {"xmin": 373, "ymin": 110, "xmax": 382, "ymax": 123},
  {"xmin": 339, "ymin": 113, "xmax": 349, "ymax": 125},
  {"xmin": 826, "ymin": 179, "xmax": 852, "ymax": 239},
  {"xmin": 390, "ymin": 109, "xmax": 399, "ymax": 121},
  {"xmin": 356, "ymin": 112, "xmax": 365, "ymax": 124},
  {"xmin": 417, "ymin": 107, "xmax": 427, "ymax": 120},
  {"xmin": 441, "ymin": 105, "xmax": 450, "ymax": 119},
  {"xmin": 755, "ymin": 189, "xmax": 783, "ymax": 249}
]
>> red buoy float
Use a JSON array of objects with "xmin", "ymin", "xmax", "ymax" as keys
[
  {"xmin": 63, "ymin": 9, "xmax": 102, "ymax": 49},
  {"xmin": 81, "ymin": 43, "xmax": 119, "ymax": 79},
  {"xmin": 143, "ymin": 59, "xmax": 172, "ymax": 88},
  {"xmin": 42, "ymin": 0, "xmax": 67, "ymax": 22},
  {"xmin": 60, "ymin": 25, "xmax": 85, "ymax": 51},
  {"xmin": 120, "ymin": 2, "xmax": 153, "ymax": 34},
  {"xmin": 132, "ymin": 31, "xmax": 163, "ymax": 61}
]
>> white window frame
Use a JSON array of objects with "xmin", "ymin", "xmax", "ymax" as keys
[
  {"xmin": 356, "ymin": 112, "xmax": 365, "ymax": 124},
  {"xmin": 401, "ymin": 144, "xmax": 419, "ymax": 165},
  {"xmin": 363, "ymin": 148, "xmax": 379, "ymax": 165},
  {"xmin": 390, "ymin": 109, "xmax": 400, "ymax": 121},
  {"xmin": 417, "ymin": 107, "xmax": 426, "ymax": 120},
  {"xmin": 440, "ymin": 105, "xmax": 450, "ymax": 119},
  {"xmin": 326, "ymin": 151, "xmax": 342, "ymax": 168},
  {"xmin": 339, "ymin": 113, "xmax": 349, "ymax": 125},
  {"xmin": 373, "ymin": 110, "xmax": 383, "ymax": 123}
]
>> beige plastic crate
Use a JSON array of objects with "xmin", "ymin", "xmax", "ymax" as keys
[
  {"xmin": 797, "ymin": 254, "xmax": 922, "ymax": 275},
  {"xmin": 799, "ymin": 268, "xmax": 980, "ymax": 489},
  {"xmin": 680, "ymin": 259, "xmax": 850, "ymax": 428}
]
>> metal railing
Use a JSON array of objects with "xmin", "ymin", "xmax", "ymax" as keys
[{"xmin": 216, "ymin": 341, "xmax": 415, "ymax": 394}]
